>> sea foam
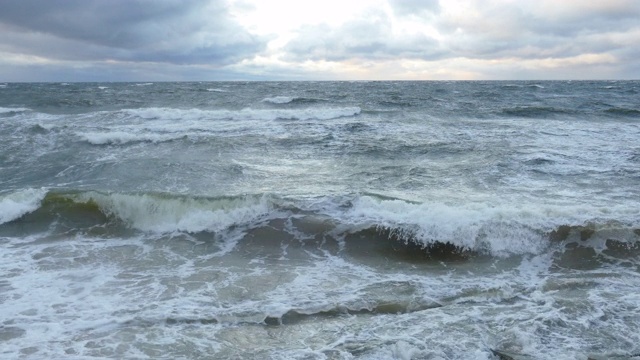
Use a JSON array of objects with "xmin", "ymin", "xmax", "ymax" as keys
[
  {"xmin": 329, "ymin": 195, "xmax": 638, "ymax": 256},
  {"xmin": 71, "ymin": 192, "xmax": 275, "ymax": 234},
  {"xmin": 78, "ymin": 131, "xmax": 185, "ymax": 145},
  {"xmin": 121, "ymin": 106, "xmax": 361, "ymax": 121},
  {"xmin": 262, "ymin": 96, "xmax": 295, "ymax": 104},
  {"xmin": 0, "ymin": 188, "xmax": 48, "ymax": 225},
  {"xmin": 0, "ymin": 107, "xmax": 30, "ymax": 114}
]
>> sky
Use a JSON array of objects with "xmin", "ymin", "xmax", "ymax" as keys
[{"xmin": 0, "ymin": 0, "xmax": 639, "ymax": 81}]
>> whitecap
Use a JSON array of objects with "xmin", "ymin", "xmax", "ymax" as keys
[
  {"xmin": 0, "ymin": 188, "xmax": 48, "ymax": 225},
  {"xmin": 262, "ymin": 96, "xmax": 295, "ymax": 104},
  {"xmin": 0, "ymin": 107, "xmax": 30, "ymax": 114},
  {"xmin": 71, "ymin": 192, "xmax": 275, "ymax": 234},
  {"xmin": 121, "ymin": 106, "xmax": 361, "ymax": 121},
  {"xmin": 324, "ymin": 195, "xmax": 627, "ymax": 256},
  {"xmin": 77, "ymin": 131, "xmax": 185, "ymax": 145}
]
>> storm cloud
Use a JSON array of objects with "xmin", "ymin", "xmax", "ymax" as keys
[
  {"xmin": 0, "ymin": 0, "xmax": 266, "ymax": 65},
  {"xmin": 0, "ymin": 0, "xmax": 638, "ymax": 80},
  {"xmin": 285, "ymin": 12, "xmax": 445, "ymax": 62}
]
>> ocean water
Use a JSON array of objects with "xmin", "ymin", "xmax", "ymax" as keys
[{"xmin": 1, "ymin": 81, "xmax": 639, "ymax": 359}]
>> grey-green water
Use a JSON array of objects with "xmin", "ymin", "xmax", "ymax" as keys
[{"xmin": 1, "ymin": 81, "xmax": 639, "ymax": 359}]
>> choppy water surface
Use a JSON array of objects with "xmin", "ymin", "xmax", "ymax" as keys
[{"xmin": 1, "ymin": 81, "xmax": 640, "ymax": 359}]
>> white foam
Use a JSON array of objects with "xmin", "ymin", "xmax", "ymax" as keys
[
  {"xmin": 207, "ymin": 88, "xmax": 228, "ymax": 92},
  {"xmin": 0, "ymin": 106, "xmax": 30, "ymax": 114},
  {"xmin": 0, "ymin": 188, "xmax": 48, "ymax": 225},
  {"xmin": 121, "ymin": 106, "xmax": 361, "ymax": 121},
  {"xmin": 262, "ymin": 96, "xmax": 295, "ymax": 104},
  {"xmin": 77, "ymin": 131, "xmax": 184, "ymax": 145},
  {"xmin": 71, "ymin": 192, "xmax": 275, "ymax": 234},
  {"xmin": 327, "ymin": 195, "xmax": 629, "ymax": 256}
]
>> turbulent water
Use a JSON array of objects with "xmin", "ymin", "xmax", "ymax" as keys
[{"xmin": 1, "ymin": 81, "xmax": 640, "ymax": 359}]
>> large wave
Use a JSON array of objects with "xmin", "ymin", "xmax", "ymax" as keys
[{"xmin": 2, "ymin": 190, "xmax": 638, "ymax": 257}]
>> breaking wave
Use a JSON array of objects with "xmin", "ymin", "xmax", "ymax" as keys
[
  {"xmin": 0, "ymin": 188, "xmax": 48, "ymax": 225},
  {"xmin": 119, "ymin": 106, "xmax": 360, "ymax": 121},
  {"xmin": 0, "ymin": 107, "xmax": 30, "ymax": 115},
  {"xmin": 77, "ymin": 131, "xmax": 186, "ymax": 145},
  {"xmin": 2, "ymin": 190, "xmax": 638, "ymax": 257},
  {"xmin": 262, "ymin": 96, "xmax": 296, "ymax": 104}
]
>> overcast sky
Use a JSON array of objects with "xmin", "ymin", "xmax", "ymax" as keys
[{"xmin": 1, "ymin": 0, "xmax": 639, "ymax": 81}]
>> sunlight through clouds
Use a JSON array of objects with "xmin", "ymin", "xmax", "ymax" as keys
[{"xmin": 0, "ymin": 0, "xmax": 638, "ymax": 80}]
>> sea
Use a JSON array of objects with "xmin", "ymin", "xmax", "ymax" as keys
[{"xmin": 1, "ymin": 81, "xmax": 639, "ymax": 359}]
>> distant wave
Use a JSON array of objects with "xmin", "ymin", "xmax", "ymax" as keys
[
  {"xmin": 502, "ymin": 83, "xmax": 546, "ymax": 89},
  {"xmin": 262, "ymin": 96, "xmax": 295, "ymax": 104},
  {"xmin": 261, "ymin": 96, "xmax": 327, "ymax": 105},
  {"xmin": 0, "ymin": 106, "xmax": 30, "ymax": 114},
  {"xmin": 120, "ymin": 106, "xmax": 361, "ymax": 121},
  {"xmin": 501, "ymin": 106, "xmax": 575, "ymax": 118},
  {"xmin": 77, "ymin": 131, "xmax": 186, "ymax": 145},
  {"xmin": 378, "ymin": 100, "xmax": 413, "ymax": 107},
  {"xmin": 604, "ymin": 107, "xmax": 640, "ymax": 117}
]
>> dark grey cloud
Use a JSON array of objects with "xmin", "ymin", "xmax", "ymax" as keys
[
  {"xmin": 437, "ymin": 0, "xmax": 640, "ymax": 60},
  {"xmin": 1, "ymin": 0, "xmax": 638, "ymax": 80},
  {"xmin": 0, "ymin": 0, "xmax": 267, "ymax": 65},
  {"xmin": 0, "ymin": 59, "xmax": 265, "ymax": 82},
  {"xmin": 285, "ymin": 11, "xmax": 444, "ymax": 62}
]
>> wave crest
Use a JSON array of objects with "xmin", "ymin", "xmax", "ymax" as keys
[
  {"xmin": 329, "ymin": 195, "xmax": 639, "ymax": 256},
  {"xmin": 0, "ymin": 188, "xmax": 48, "ymax": 225},
  {"xmin": 77, "ymin": 131, "xmax": 185, "ymax": 145},
  {"xmin": 70, "ymin": 192, "xmax": 275, "ymax": 233},
  {"xmin": 262, "ymin": 96, "xmax": 295, "ymax": 104},
  {"xmin": 0, "ymin": 107, "xmax": 30, "ymax": 115},
  {"xmin": 120, "ymin": 106, "xmax": 360, "ymax": 121},
  {"xmin": 4, "ymin": 191, "xmax": 638, "ymax": 258}
]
